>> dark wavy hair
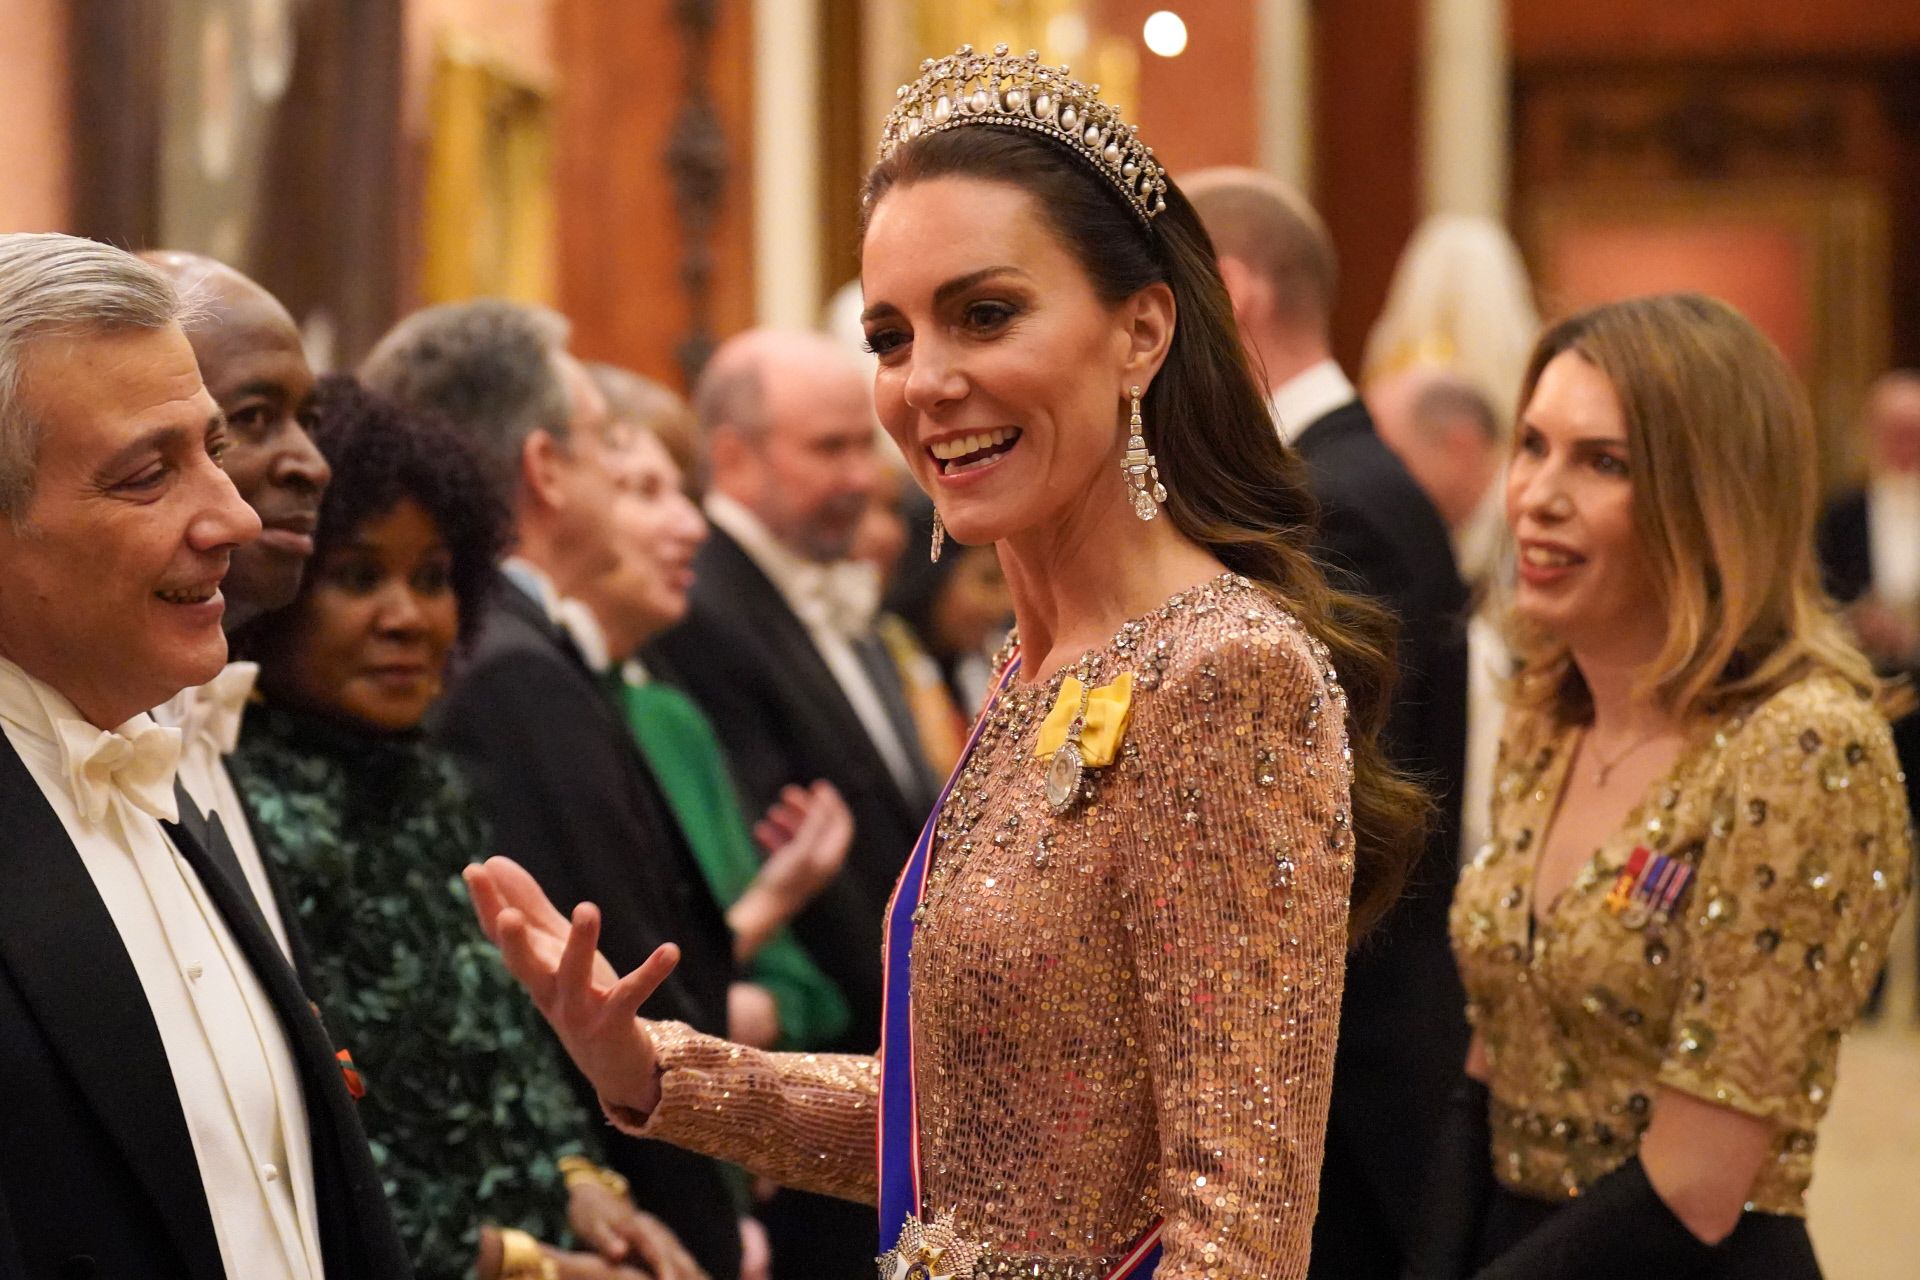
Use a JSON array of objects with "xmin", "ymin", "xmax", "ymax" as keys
[
  {"xmin": 237, "ymin": 374, "xmax": 508, "ymax": 652},
  {"xmin": 863, "ymin": 128, "xmax": 1428, "ymax": 943}
]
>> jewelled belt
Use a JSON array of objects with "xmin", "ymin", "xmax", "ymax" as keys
[{"xmin": 878, "ymin": 1211, "xmax": 1165, "ymax": 1279}]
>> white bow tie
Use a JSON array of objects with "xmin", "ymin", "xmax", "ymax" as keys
[
  {"xmin": 180, "ymin": 661, "xmax": 259, "ymax": 758},
  {"xmin": 56, "ymin": 716, "xmax": 182, "ymax": 826},
  {"xmin": 790, "ymin": 561, "xmax": 882, "ymax": 639}
]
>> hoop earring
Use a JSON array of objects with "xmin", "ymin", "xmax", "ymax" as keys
[
  {"xmin": 1124, "ymin": 384, "xmax": 1167, "ymax": 521},
  {"xmin": 930, "ymin": 511, "xmax": 946, "ymax": 562}
]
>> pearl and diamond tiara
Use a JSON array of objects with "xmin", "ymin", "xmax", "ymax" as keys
[{"xmin": 878, "ymin": 43, "xmax": 1170, "ymax": 227}]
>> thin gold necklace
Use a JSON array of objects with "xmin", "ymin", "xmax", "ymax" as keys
[{"xmin": 1587, "ymin": 727, "xmax": 1667, "ymax": 787}]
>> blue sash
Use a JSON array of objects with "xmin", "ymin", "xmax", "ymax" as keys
[{"xmin": 876, "ymin": 653, "xmax": 1164, "ymax": 1277}]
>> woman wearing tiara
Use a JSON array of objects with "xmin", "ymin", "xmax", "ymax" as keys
[{"xmin": 468, "ymin": 46, "xmax": 1425, "ymax": 1280}]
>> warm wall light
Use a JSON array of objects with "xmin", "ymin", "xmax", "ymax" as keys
[
  {"xmin": 1143, "ymin": 10, "xmax": 1188, "ymax": 58},
  {"xmin": 1047, "ymin": 12, "xmax": 1091, "ymax": 58}
]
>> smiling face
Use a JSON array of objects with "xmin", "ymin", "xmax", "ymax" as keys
[
  {"xmin": 269, "ymin": 497, "xmax": 459, "ymax": 732},
  {"xmin": 859, "ymin": 175, "xmax": 1167, "ymax": 550},
  {"xmin": 578, "ymin": 427, "xmax": 708, "ymax": 651},
  {"xmin": 0, "ymin": 324, "xmax": 262, "ymax": 726},
  {"xmin": 187, "ymin": 276, "xmax": 330, "ymax": 625},
  {"xmin": 1506, "ymin": 350, "xmax": 1660, "ymax": 662}
]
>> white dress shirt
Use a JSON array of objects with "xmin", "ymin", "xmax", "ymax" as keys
[
  {"xmin": 1869, "ymin": 472, "xmax": 1920, "ymax": 611},
  {"xmin": 705, "ymin": 492, "xmax": 922, "ymax": 797},
  {"xmin": 154, "ymin": 662, "xmax": 293, "ymax": 958},
  {"xmin": 1268, "ymin": 358, "xmax": 1358, "ymax": 447},
  {"xmin": 0, "ymin": 657, "xmax": 321, "ymax": 1280},
  {"xmin": 555, "ymin": 597, "xmax": 616, "ymax": 676},
  {"xmin": 502, "ymin": 555, "xmax": 564, "ymax": 624}
]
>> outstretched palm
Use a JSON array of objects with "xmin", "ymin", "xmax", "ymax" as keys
[{"xmin": 465, "ymin": 856, "xmax": 679, "ymax": 1117}]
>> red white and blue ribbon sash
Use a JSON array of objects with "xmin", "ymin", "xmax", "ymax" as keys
[{"xmin": 876, "ymin": 651, "xmax": 1163, "ymax": 1277}]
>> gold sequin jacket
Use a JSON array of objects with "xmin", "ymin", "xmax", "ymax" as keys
[
  {"xmin": 1452, "ymin": 671, "xmax": 1913, "ymax": 1214},
  {"xmin": 618, "ymin": 576, "xmax": 1355, "ymax": 1278}
]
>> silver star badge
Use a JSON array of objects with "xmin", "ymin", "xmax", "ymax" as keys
[{"xmin": 876, "ymin": 1211, "xmax": 984, "ymax": 1280}]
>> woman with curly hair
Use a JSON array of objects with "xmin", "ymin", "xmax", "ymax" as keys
[{"xmin": 232, "ymin": 376, "xmax": 705, "ymax": 1280}]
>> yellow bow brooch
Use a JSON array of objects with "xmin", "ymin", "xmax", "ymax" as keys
[{"xmin": 1033, "ymin": 672, "xmax": 1134, "ymax": 814}]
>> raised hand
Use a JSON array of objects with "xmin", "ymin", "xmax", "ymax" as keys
[
  {"xmin": 465, "ymin": 856, "xmax": 679, "ymax": 1117},
  {"xmin": 730, "ymin": 782, "xmax": 854, "ymax": 961}
]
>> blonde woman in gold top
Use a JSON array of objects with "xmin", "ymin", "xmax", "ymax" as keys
[
  {"xmin": 466, "ymin": 47, "xmax": 1426, "ymax": 1280},
  {"xmin": 1413, "ymin": 294, "xmax": 1913, "ymax": 1279}
]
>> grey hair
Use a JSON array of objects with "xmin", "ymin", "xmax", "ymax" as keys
[
  {"xmin": 1409, "ymin": 375, "xmax": 1500, "ymax": 444},
  {"xmin": 359, "ymin": 299, "xmax": 572, "ymax": 499},
  {"xmin": 0, "ymin": 233, "xmax": 190, "ymax": 517}
]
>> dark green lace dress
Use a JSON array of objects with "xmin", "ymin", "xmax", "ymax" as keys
[{"xmin": 230, "ymin": 700, "xmax": 597, "ymax": 1280}]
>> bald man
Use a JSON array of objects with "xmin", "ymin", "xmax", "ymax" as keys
[
  {"xmin": 1187, "ymin": 169, "xmax": 1471, "ymax": 1280},
  {"xmin": 140, "ymin": 253, "xmax": 331, "ymax": 965},
  {"xmin": 646, "ymin": 329, "xmax": 938, "ymax": 1280},
  {"xmin": 141, "ymin": 253, "xmax": 331, "ymax": 632}
]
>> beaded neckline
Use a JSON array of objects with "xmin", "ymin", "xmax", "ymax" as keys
[{"xmin": 996, "ymin": 571, "xmax": 1262, "ymax": 705}]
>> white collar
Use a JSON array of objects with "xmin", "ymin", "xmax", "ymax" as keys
[
  {"xmin": 0, "ymin": 653, "xmax": 164, "ymax": 746},
  {"xmin": 1869, "ymin": 470, "xmax": 1920, "ymax": 513},
  {"xmin": 152, "ymin": 661, "xmax": 260, "ymax": 758},
  {"xmin": 703, "ymin": 493, "xmax": 881, "ymax": 638},
  {"xmin": 501, "ymin": 556, "xmax": 563, "ymax": 623},
  {"xmin": 1268, "ymin": 358, "xmax": 1357, "ymax": 446},
  {"xmin": 704, "ymin": 492, "xmax": 810, "ymax": 597},
  {"xmin": 555, "ymin": 598, "xmax": 615, "ymax": 675},
  {"xmin": 0, "ymin": 654, "xmax": 182, "ymax": 825}
]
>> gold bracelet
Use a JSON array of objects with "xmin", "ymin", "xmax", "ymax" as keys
[
  {"xmin": 497, "ymin": 1226, "xmax": 560, "ymax": 1280},
  {"xmin": 557, "ymin": 1154, "xmax": 631, "ymax": 1200}
]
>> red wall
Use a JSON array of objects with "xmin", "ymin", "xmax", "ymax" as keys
[{"xmin": 1512, "ymin": 0, "xmax": 1920, "ymax": 60}]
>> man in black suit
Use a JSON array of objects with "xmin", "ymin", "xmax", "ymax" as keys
[
  {"xmin": 1189, "ymin": 171, "xmax": 1472, "ymax": 1279},
  {"xmin": 0, "ymin": 233, "xmax": 410, "ymax": 1279},
  {"xmin": 1817, "ymin": 369, "xmax": 1920, "ymax": 1016},
  {"xmin": 647, "ymin": 329, "xmax": 941, "ymax": 1279},
  {"xmin": 142, "ymin": 252, "xmax": 332, "ymax": 970},
  {"xmin": 362, "ymin": 301, "xmax": 744, "ymax": 1279}
]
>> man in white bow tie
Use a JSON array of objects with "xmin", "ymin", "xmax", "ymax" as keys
[
  {"xmin": 645, "ymin": 328, "xmax": 939, "ymax": 1280},
  {"xmin": 0, "ymin": 234, "xmax": 411, "ymax": 1277},
  {"xmin": 142, "ymin": 252, "xmax": 333, "ymax": 962}
]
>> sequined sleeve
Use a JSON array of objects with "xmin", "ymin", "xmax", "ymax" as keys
[
  {"xmin": 607, "ymin": 1020, "xmax": 880, "ymax": 1204},
  {"xmin": 1115, "ymin": 624, "xmax": 1353, "ymax": 1278},
  {"xmin": 1657, "ymin": 684, "xmax": 1913, "ymax": 1121}
]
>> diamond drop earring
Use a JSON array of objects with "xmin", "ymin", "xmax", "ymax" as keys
[
  {"xmin": 930, "ymin": 511, "xmax": 945, "ymax": 562},
  {"xmin": 1123, "ymin": 385, "xmax": 1167, "ymax": 520}
]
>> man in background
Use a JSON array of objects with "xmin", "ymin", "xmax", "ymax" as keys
[
  {"xmin": 1818, "ymin": 369, "xmax": 1920, "ymax": 1020},
  {"xmin": 1188, "ymin": 167, "xmax": 1471, "ymax": 1280},
  {"xmin": 142, "ymin": 251, "xmax": 332, "ymax": 965},
  {"xmin": 1372, "ymin": 371, "xmax": 1504, "ymax": 576},
  {"xmin": 647, "ymin": 328, "xmax": 939, "ymax": 1280}
]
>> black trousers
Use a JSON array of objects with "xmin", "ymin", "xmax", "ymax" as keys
[{"xmin": 1473, "ymin": 1186, "xmax": 1822, "ymax": 1279}]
